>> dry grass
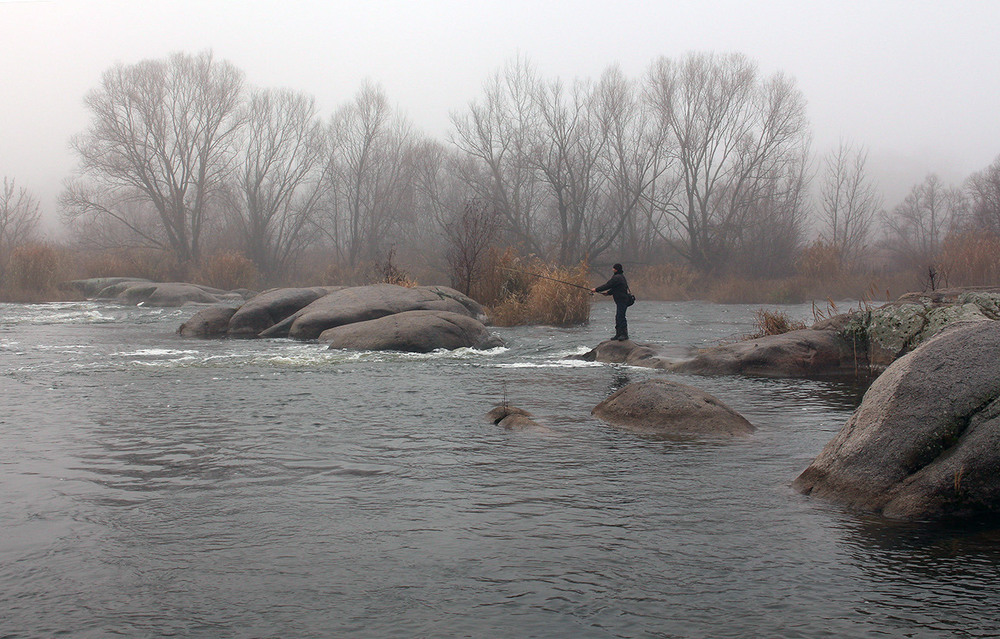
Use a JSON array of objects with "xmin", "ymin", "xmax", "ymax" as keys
[
  {"xmin": 627, "ymin": 262, "xmax": 700, "ymax": 300},
  {"xmin": 486, "ymin": 253, "xmax": 591, "ymax": 326},
  {"xmin": 937, "ymin": 230, "xmax": 1000, "ymax": 287},
  {"xmin": 0, "ymin": 244, "xmax": 66, "ymax": 301},
  {"xmin": 744, "ymin": 308, "xmax": 806, "ymax": 339},
  {"xmin": 194, "ymin": 251, "xmax": 260, "ymax": 290}
]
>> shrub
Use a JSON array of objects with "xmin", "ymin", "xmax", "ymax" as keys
[
  {"xmin": 370, "ymin": 249, "xmax": 418, "ymax": 287},
  {"xmin": 487, "ymin": 256, "xmax": 591, "ymax": 327},
  {"xmin": 796, "ymin": 239, "xmax": 843, "ymax": 281},
  {"xmin": 745, "ymin": 308, "xmax": 806, "ymax": 339}
]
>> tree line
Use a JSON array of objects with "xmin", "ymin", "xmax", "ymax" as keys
[{"xmin": 3, "ymin": 50, "xmax": 1000, "ymax": 293}]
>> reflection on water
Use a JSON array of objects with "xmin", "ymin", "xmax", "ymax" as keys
[{"xmin": 1, "ymin": 300, "xmax": 997, "ymax": 638}]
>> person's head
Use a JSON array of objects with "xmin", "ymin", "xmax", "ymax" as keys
[{"xmin": 613, "ymin": 263, "xmax": 623, "ymax": 274}]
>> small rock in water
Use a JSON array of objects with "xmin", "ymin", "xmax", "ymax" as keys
[{"xmin": 592, "ymin": 379, "xmax": 754, "ymax": 438}]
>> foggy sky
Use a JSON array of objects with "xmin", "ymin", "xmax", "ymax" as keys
[{"xmin": 2, "ymin": 0, "xmax": 999, "ymax": 232}]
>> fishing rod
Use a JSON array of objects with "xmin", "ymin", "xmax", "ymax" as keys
[{"xmin": 501, "ymin": 266, "xmax": 594, "ymax": 292}]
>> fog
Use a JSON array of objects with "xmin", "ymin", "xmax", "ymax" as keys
[{"xmin": 2, "ymin": 0, "xmax": 999, "ymax": 233}]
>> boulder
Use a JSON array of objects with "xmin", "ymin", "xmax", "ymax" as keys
[
  {"xmin": 592, "ymin": 379, "xmax": 754, "ymax": 438},
  {"xmin": 577, "ymin": 340, "xmax": 672, "ymax": 369},
  {"xmin": 793, "ymin": 320, "xmax": 1000, "ymax": 520},
  {"xmin": 89, "ymin": 281, "xmax": 249, "ymax": 307},
  {"xmin": 178, "ymin": 305, "xmax": 237, "ymax": 338},
  {"xmin": 62, "ymin": 277, "xmax": 151, "ymax": 297},
  {"xmin": 486, "ymin": 405, "xmax": 542, "ymax": 430},
  {"xmin": 228, "ymin": 287, "xmax": 336, "ymax": 338},
  {"xmin": 264, "ymin": 284, "xmax": 479, "ymax": 340},
  {"xmin": 420, "ymin": 285, "xmax": 491, "ymax": 324},
  {"xmin": 671, "ymin": 328, "xmax": 864, "ymax": 378},
  {"xmin": 318, "ymin": 310, "xmax": 503, "ymax": 353}
]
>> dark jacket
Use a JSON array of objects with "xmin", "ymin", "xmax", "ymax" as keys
[{"xmin": 595, "ymin": 272, "xmax": 630, "ymax": 304}]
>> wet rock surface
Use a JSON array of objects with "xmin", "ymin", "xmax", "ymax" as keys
[
  {"xmin": 592, "ymin": 378, "xmax": 754, "ymax": 438},
  {"xmin": 486, "ymin": 405, "xmax": 543, "ymax": 430},
  {"xmin": 318, "ymin": 309, "xmax": 502, "ymax": 353},
  {"xmin": 178, "ymin": 305, "xmax": 238, "ymax": 338},
  {"xmin": 793, "ymin": 320, "xmax": 1000, "ymax": 521}
]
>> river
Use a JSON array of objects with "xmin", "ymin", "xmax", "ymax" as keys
[{"xmin": 1, "ymin": 299, "xmax": 998, "ymax": 638}]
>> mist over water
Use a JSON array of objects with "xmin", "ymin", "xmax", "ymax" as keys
[{"xmin": 2, "ymin": 300, "xmax": 999, "ymax": 638}]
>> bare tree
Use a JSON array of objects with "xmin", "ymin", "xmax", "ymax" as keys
[
  {"xmin": 817, "ymin": 141, "xmax": 883, "ymax": 268},
  {"xmin": 450, "ymin": 56, "xmax": 545, "ymax": 255},
  {"xmin": 596, "ymin": 65, "xmax": 675, "ymax": 264},
  {"xmin": 0, "ymin": 177, "xmax": 42, "ymax": 276},
  {"xmin": 529, "ymin": 75, "xmax": 612, "ymax": 264},
  {"xmin": 966, "ymin": 155, "xmax": 1000, "ymax": 235},
  {"xmin": 644, "ymin": 52, "xmax": 811, "ymax": 273},
  {"xmin": 884, "ymin": 174, "xmax": 965, "ymax": 268},
  {"xmin": 322, "ymin": 81, "xmax": 417, "ymax": 265},
  {"xmin": 444, "ymin": 199, "xmax": 501, "ymax": 295},
  {"xmin": 228, "ymin": 87, "xmax": 327, "ymax": 281},
  {"xmin": 62, "ymin": 51, "xmax": 245, "ymax": 267}
]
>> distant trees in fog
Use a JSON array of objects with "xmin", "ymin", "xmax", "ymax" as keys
[
  {"xmin": 62, "ymin": 52, "xmax": 245, "ymax": 266},
  {"xmin": 228, "ymin": 87, "xmax": 327, "ymax": 282},
  {"xmin": 645, "ymin": 53, "xmax": 810, "ymax": 276},
  {"xmin": 882, "ymin": 174, "xmax": 965, "ymax": 269},
  {"xmin": 0, "ymin": 177, "xmax": 42, "ymax": 278},
  {"xmin": 966, "ymin": 156, "xmax": 1000, "ymax": 235},
  {"xmin": 56, "ymin": 49, "xmax": 1000, "ymax": 289},
  {"xmin": 448, "ymin": 52, "xmax": 812, "ymax": 275},
  {"xmin": 817, "ymin": 142, "xmax": 883, "ymax": 268}
]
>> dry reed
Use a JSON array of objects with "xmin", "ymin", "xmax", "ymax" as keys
[
  {"xmin": 194, "ymin": 251, "xmax": 260, "ymax": 290},
  {"xmin": 744, "ymin": 308, "xmax": 806, "ymax": 339},
  {"xmin": 486, "ymin": 253, "xmax": 591, "ymax": 326}
]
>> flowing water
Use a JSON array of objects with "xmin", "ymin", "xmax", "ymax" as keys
[{"xmin": 1, "ymin": 299, "xmax": 999, "ymax": 638}]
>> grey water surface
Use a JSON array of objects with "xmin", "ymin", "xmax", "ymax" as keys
[{"xmin": 2, "ymin": 300, "xmax": 998, "ymax": 638}]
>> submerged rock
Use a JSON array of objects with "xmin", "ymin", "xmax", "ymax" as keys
[
  {"xmin": 486, "ymin": 405, "xmax": 542, "ymax": 430},
  {"xmin": 592, "ymin": 379, "xmax": 754, "ymax": 438},
  {"xmin": 319, "ymin": 309, "xmax": 502, "ymax": 353},
  {"xmin": 793, "ymin": 320, "xmax": 1000, "ymax": 521}
]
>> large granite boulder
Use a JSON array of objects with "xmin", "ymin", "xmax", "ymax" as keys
[
  {"xmin": 793, "ymin": 320, "xmax": 1000, "ymax": 520},
  {"xmin": 227, "ymin": 286, "xmax": 337, "ymax": 338},
  {"xmin": 178, "ymin": 305, "xmax": 237, "ymax": 338},
  {"xmin": 263, "ymin": 284, "xmax": 481, "ymax": 340},
  {"xmin": 592, "ymin": 379, "xmax": 754, "ymax": 438},
  {"xmin": 318, "ymin": 309, "xmax": 502, "ymax": 353}
]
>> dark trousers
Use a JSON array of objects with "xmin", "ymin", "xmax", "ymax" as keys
[{"xmin": 615, "ymin": 300, "xmax": 628, "ymax": 338}]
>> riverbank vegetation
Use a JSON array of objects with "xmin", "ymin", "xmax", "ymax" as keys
[{"xmin": 3, "ymin": 51, "xmax": 1000, "ymax": 307}]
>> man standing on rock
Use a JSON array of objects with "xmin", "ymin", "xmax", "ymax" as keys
[{"xmin": 592, "ymin": 263, "xmax": 632, "ymax": 341}]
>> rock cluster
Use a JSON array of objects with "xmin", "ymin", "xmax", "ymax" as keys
[
  {"xmin": 178, "ymin": 283, "xmax": 500, "ymax": 353},
  {"xmin": 65, "ymin": 278, "xmax": 249, "ymax": 307}
]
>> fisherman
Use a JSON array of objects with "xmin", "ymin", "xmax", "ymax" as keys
[{"xmin": 591, "ymin": 263, "xmax": 632, "ymax": 341}]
